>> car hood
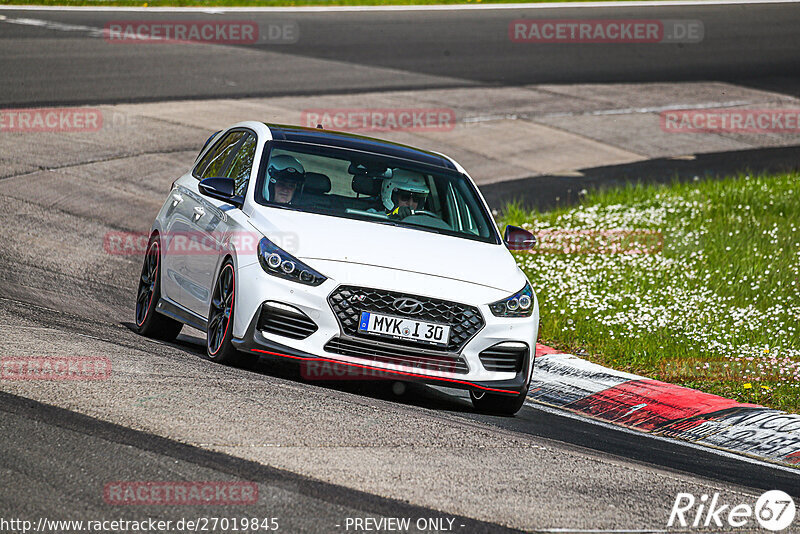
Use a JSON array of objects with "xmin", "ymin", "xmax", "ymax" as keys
[{"xmin": 247, "ymin": 207, "xmax": 525, "ymax": 294}]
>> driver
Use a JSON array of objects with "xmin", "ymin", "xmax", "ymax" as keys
[
  {"xmin": 266, "ymin": 155, "xmax": 305, "ymax": 204},
  {"xmin": 380, "ymin": 169, "xmax": 430, "ymax": 220}
]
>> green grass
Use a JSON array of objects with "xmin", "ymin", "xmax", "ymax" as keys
[
  {"xmin": 499, "ymin": 172, "xmax": 800, "ymax": 412},
  {"xmin": 0, "ymin": 0, "xmax": 659, "ymax": 6}
]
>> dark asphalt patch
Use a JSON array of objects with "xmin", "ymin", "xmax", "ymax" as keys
[{"xmin": 0, "ymin": 389, "xmax": 523, "ymax": 533}]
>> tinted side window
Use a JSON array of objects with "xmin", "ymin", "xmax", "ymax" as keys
[
  {"xmin": 194, "ymin": 131, "xmax": 245, "ymax": 179},
  {"xmin": 225, "ymin": 133, "xmax": 257, "ymax": 196}
]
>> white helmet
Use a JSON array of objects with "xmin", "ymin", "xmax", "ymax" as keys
[
  {"xmin": 266, "ymin": 154, "xmax": 305, "ymax": 201},
  {"xmin": 381, "ymin": 169, "xmax": 430, "ymax": 211}
]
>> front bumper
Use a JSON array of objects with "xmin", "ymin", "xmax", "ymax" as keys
[{"xmin": 232, "ymin": 262, "xmax": 538, "ymax": 396}]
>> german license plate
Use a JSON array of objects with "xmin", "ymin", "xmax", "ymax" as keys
[{"xmin": 358, "ymin": 312, "xmax": 450, "ymax": 346}]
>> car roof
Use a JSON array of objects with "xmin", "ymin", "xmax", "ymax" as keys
[{"xmin": 263, "ymin": 123, "xmax": 457, "ymax": 171}]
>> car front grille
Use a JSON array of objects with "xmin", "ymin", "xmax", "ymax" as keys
[
  {"xmin": 257, "ymin": 302, "xmax": 318, "ymax": 340},
  {"xmin": 479, "ymin": 342, "xmax": 528, "ymax": 373},
  {"xmin": 327, "ymin": 285, "xmax": 484, "ymax": 352},
  {"xmin": 323, "ymin": 337, "xmax": 469, "ymax": 374}
]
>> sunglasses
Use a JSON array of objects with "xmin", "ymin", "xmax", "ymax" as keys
[{"xmin": 397, "ymin": 191, "xmax": 427, "ymax": 202}]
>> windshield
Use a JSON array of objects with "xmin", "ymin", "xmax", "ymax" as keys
[{"xmin": 254, "ymin": 141, "xmax": 500, "ymax": 244}]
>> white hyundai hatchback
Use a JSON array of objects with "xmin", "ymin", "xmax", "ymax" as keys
[{"xmin": 135, "ymin": 122, "xmax": 539, "ymax": 415}]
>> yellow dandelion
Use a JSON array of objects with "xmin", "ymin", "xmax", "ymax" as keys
[{"xmin": 743, "ymin": 383, "xmax": 752, "ymax": 389}]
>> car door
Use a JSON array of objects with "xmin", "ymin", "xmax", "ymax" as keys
[
  {"xmin": 180, "ymin": 130, "xmax": 257, "ymax": 318},
  {"xmin": 164, "ymin": 130, "xmax": 245, "ymax": 317}
]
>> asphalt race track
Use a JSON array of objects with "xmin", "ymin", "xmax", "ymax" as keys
[
  {"xmin": 1, "ymin": 3, "xmax": 800, "ymax": 106},
  {"xmin": 1, "ymin": 3, "xmax": 799, "ymax": 532}
]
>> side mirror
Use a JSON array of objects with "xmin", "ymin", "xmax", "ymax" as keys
[
  {"xmin": 198, "ymin": 177, "xmax": 243, "ymax": 208},
  {"xmin": 503, "ymin": 225, "xmax": 536, "ymax": 251}
]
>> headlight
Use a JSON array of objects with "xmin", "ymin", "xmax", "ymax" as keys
[
  {"xmin": 489, "ymin": 282, "xmax": 534, "ymax": 317},
  {"xmin": 258, "ymin": 238, "xmax": 326, "ymax": 286}
]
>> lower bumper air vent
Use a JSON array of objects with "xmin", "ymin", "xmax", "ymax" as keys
[
  {"xmin": 479, "ymin": 342, "xmax": 528, "ymax": 373},
  {"xmin": 257, "ymin": 302, "xmax": 318, "ymax": 340}
]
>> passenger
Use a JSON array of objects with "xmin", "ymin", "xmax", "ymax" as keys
[{"xmin": 266, "ymin": 155, "xmax": 306, "ymax": 204}]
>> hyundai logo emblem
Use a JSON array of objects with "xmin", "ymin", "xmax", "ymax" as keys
[{"xmin": 393, "ymin": 297, "xmax": 424, "ymax": 315}]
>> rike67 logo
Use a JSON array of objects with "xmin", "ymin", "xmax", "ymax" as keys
[{"xmin": 669, "ymin": 490, "xmax": 796, "ymax": 531}]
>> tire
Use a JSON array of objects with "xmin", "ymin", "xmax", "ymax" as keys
[
  {"xmin": 470, "ymin": 389, "xmax": 528, "ymax": 416},
  {"xmin": 134, "ymin": 237, "xmax": 183, "ymax": 341},
  {"xmin": 205, "ymin": 259, "xmax": 242, "ymax": 365}
]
